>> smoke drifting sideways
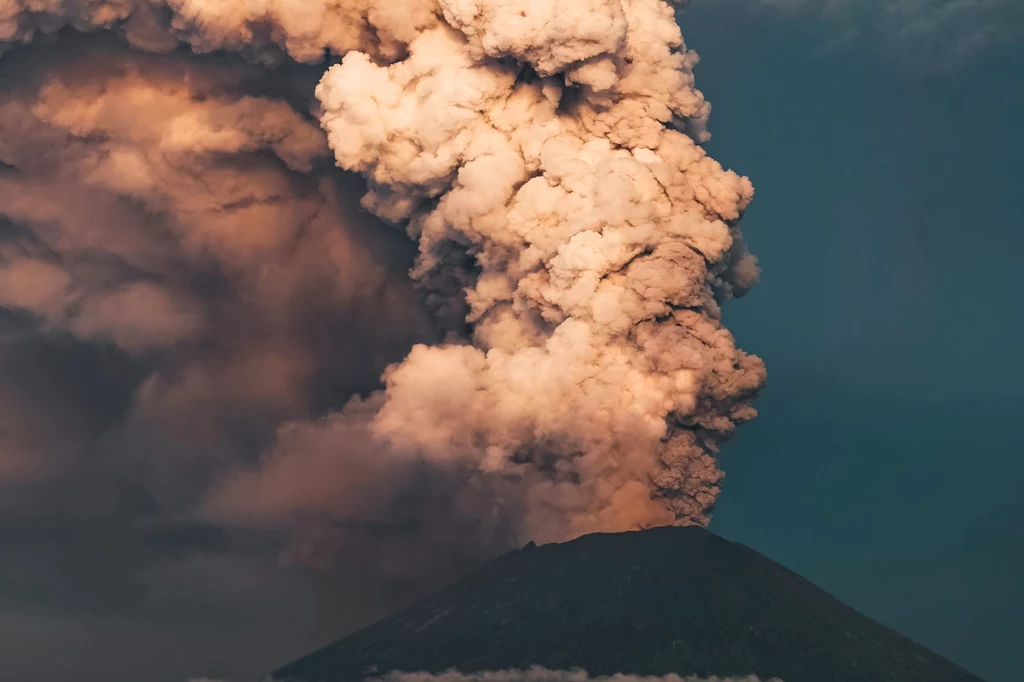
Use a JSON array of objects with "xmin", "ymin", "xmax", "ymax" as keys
[
  {"xmin": 0, "ymin": 31, "xmax": 454, "ymax": 604},
  {"xmin": 0, "ymin": 0, "xmax": 765, "ymax": 607}
]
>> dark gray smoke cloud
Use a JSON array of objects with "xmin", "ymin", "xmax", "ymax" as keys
[{"xmin": 0, "ymin": 30, "xmax": 471, "ymax": 682}]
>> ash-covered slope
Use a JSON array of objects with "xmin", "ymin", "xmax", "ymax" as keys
[{"xmin": 275, "ymin": 527, "xmax": 982, "ymax": 682}]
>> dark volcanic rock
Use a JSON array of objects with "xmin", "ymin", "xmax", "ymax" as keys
[{"xmin": 275, "ymin": 526, "xmax": 983, "ymax": 682}]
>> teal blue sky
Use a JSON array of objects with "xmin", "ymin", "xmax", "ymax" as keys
[{"xmin": 678, "ymin": 4, "xmax": 1024, "ymax": 681}]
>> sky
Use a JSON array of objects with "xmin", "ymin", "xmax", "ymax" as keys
[
  {"xmin": 678, "ymin": 3, "xmax": 1024, "ymax": 681},
  {"xmin": 1, "ymin": 2, "xmax": 1022, "ymax": 682}
]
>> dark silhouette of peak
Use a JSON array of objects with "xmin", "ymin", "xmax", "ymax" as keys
[{"xmin": 275, "ymin": 526, "xmax": 984, "ymax": 682}]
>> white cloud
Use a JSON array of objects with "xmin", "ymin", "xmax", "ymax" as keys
[
  {"xmin": 185, "ymin": 669, "xmax": 782, "ymax": 682},
  {"xmin": 368, "ymin": 669, "xmax": 781, "ymax": 682}
]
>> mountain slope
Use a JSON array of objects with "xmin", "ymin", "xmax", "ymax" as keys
[{"xmin": 275, "ymin": 526, "xmax": 983, "ymax": 682}]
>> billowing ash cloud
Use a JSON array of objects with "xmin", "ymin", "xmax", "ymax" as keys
[
  {"xmin": 1, "ymin": 0, "xmax": 439, "ymax": 61},
  {"xmin": 0, "ymin": 35, "xmax": 435, "ymax": 508},
  {"xmin": 302, "ymin": 0, "xmax": 766, "ymax": 543},
  {"xmin": 0, "ymin": 0, "xmax": 764, "ymax": 595},
  {"xmin": 0, "ymin": 31, "xmax": 448, "ymax": 680}
]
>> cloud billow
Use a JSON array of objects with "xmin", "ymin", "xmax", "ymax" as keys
[{"xmin": 0, "ymin": 2, "xmax": 765, "ymax": 675}]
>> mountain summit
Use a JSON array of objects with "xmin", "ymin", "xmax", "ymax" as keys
[{"xmin": 275, "ymin": 526, "xmax": 983, "ymax": 682}]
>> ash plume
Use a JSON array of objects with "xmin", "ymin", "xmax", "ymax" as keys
[
  {"xmin": 0, "ymin": 35, "xmax": 433, "ymax": 502},
  {"xmin": 309, "ymin": 0, "xmax": 767, "ymax": 542},
  {"xmin": 0, "ymin": 0, "xmax": 765, "ymax": 580}
]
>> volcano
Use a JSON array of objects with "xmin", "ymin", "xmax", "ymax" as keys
[{"xmin": 274, "ymin": 526, "xmax": 982, "ymax": 682}]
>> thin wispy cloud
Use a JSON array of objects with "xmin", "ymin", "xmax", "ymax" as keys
[{"xmin": 743, "ymin": 0, "xmax": 1024, "ymax": 68}]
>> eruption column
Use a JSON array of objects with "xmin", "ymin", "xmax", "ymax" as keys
[
  {"xmin": 0, "ymin": 0, "xmax": 766, "ymax": 549},
  {"xmin": 316, "ymin": 0, "xmax": 766, "ymax": 541}
]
